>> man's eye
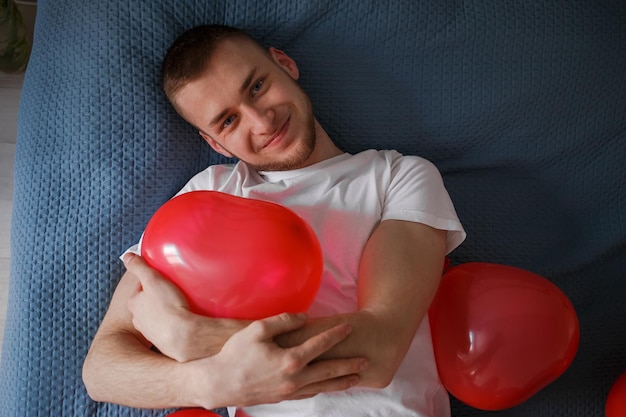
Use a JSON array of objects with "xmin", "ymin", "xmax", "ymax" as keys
[
  {"xmin": 223, "ymin": 115, "xmax": 235, "ymax": 128},
  {"xmin": 252, "ymin": 79, "xmax": 264, "ymax": 94}
]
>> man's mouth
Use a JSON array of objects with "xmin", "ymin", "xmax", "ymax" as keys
[{"xmin": 262, "ymin": 117, "xmax": 290, "ymax": 150}]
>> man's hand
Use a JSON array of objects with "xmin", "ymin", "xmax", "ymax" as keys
[
  {"xmin": 187, "ymin": 313, "xmax": 369, "ymax": 409},
  {"xmin": 84, "ymin": 258, "xmax": 369, "ymax": 410},
  {"xmin": 122, "ymin": 253, "xmax": 368, "ymax": 406},
  {"xmin": 124, "ymin": 253, "xmax": 246, "ymax": 362}
]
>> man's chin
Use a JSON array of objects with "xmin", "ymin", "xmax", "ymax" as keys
[{"xmin": 249, "ymin": 141, "xmax": 316, "ymax": 172}]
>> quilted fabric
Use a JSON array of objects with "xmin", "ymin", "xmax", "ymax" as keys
[{"xmin": 1, "ymin": 0, "xmax": 625, "ymax": 416}]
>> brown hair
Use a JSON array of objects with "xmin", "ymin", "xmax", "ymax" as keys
[{"xmin": 161, "ymin": 25, "xmax": 265, "ymax": 109}]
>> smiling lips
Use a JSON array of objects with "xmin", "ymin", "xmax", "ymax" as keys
[{"xmin": 261, "ymin": 117, "xmax": 290, "ymax": 150}]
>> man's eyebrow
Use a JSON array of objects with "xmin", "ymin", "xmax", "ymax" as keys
[
  {"xmin": 209, "ymin": 109, "xmax": 228, "ymax": 128},
  {"xmin": 239, "ymin": 66, "xmax": 258, "ymax": 94},
  {"xmin": 208, "ymin": 67, "xmax": 258, "ymax": 128}
]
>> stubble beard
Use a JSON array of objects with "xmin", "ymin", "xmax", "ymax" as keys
[{"xmin": 247, "ymin": 106, "xmax": 317, "ymax": 172}]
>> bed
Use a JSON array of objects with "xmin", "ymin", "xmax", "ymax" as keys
[{"xmin": 1, "ymin": 1, "xmax": 625, "ymax": 416}]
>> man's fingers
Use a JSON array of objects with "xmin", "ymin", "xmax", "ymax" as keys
[
  {"xmin": 294, "ymin": 322, "xmax": 354, "ymax": 364},
  {"xmin": 290, "ymin": 358, "xmax": 367, "ymax": 399},
  {"xmin": 246, "ymin": 320, "xmax": 360, "ymax": 376},
  {"xmin": 305, "ymin": 357, "xmax": 367, "ymax": 386},
  {"xmin": 245, "ymin": 313, "xmax": 310, "ymax": 341},
  {"xmin": 123, "ymin": 253, "xmax": 190, "ymax": 314},
  {"xmin": 122, "ymin": 252, "xmax": 147, "ymax": 275},
  {"xmin": 293, "ymin": 374, "xmax": 361, "ymax": 399},
  {"xmin": 123, "ymin": 253, "xmax": 161, "ymax": 289}
]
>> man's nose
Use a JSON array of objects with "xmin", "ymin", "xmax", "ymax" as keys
[{"xmin": 243, "ymin": 105, "xmax": 275, "ymax": 135}]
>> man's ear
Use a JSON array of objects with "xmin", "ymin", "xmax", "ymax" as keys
[
  {"xmin": 269, "ymin": 47, "xmax": 300, "ymax": 80},
  {"xmin": 199, "ymin": 131, "xmax": 234, "ymax": 158}
]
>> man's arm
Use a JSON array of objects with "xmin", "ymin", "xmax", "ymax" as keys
[
  {"xmin": 82, "ymin": 261, "xmax": 368, "ymax": 409},
  {"xmin": 276, "ymin": 219, "xmax": 447, "ymax": 388},
  {"xmin": 123, "ymin": 252, "xmax": 245, "ymax": 362}
]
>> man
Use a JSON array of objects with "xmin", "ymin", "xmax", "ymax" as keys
[{"xmin": 83, "ymin": 25, "xmax": 466, "ymax": 417}]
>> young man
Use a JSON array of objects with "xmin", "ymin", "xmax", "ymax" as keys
[{"xmin": 83, "ymin": 25, "xmax": 466, "ymax": 417}]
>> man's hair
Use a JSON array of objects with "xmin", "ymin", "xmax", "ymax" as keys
[{"xmin": 161, "ymin": 24, "xmax": 265, "ymax": 108}]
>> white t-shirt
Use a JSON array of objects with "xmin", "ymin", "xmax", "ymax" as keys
[{"xmin": 129, "ymin": 149, "xmax": 466, "ymax": 417}]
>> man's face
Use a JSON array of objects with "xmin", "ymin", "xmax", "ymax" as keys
[{"xmin": 174, "ymin": 39, "xmax": 317, "ymax": 171}]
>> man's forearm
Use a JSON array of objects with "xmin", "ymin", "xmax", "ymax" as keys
[
  {"xmin": 84, "ymin": 312, "xmax": 367, "ymax": 410},
  {"xmin": 82, "ymin": 330, "xmax": 202, "ymax": 409},
  {"xmin": 83, "ymin": 259, "xmax": 368, "ymax": 410},
  {"xmin": 158, "ymin": 313, "xmax": 250, "ymax": 362},
  {"xmin": 277, "ymin": 220, "xmax": 447, "ymax": 389}
]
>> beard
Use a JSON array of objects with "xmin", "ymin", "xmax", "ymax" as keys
[{"xmin": 247, "ymin": 110, "xmax": 317, "ymax": 172}]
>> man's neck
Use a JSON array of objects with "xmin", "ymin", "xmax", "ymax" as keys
[{"xmin": 306, "ymin": 119, "xmax": 344, "ymax": 167}]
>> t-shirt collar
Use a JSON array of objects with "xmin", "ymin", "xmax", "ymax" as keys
[{"xmin": 259, "ymin": 152, "xmax": 351, "ymax": 182}]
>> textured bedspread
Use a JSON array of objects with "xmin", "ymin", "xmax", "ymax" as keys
[{"xmin": 1, "ymin": 1, "xmax": 625, "ymax": 416}]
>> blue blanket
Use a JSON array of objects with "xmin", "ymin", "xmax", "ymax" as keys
[{"xmin": 1, "ymin": 1, "xmax": 625, "ymax": 416}]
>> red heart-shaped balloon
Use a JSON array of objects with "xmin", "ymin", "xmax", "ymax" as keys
[
  {"xmin": 606, "ymin": 371, "xmax": 626, "ymax": 417},
  {"xmin": 429, "ymin": 262, "xmax": 579, "ymax": 410},
  {"xmin": 141, "ymin": 191, "xmax": 323, "ymax": 320}
]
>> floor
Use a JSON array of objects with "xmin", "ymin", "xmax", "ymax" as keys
[{"xmin": 0, "ymin": 72, "xmax": 22, "ymax": 356}]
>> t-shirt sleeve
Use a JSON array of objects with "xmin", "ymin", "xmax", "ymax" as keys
[{"xmin": 382, "ymin": 152, "xmax": 466, "ymax": 254}]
